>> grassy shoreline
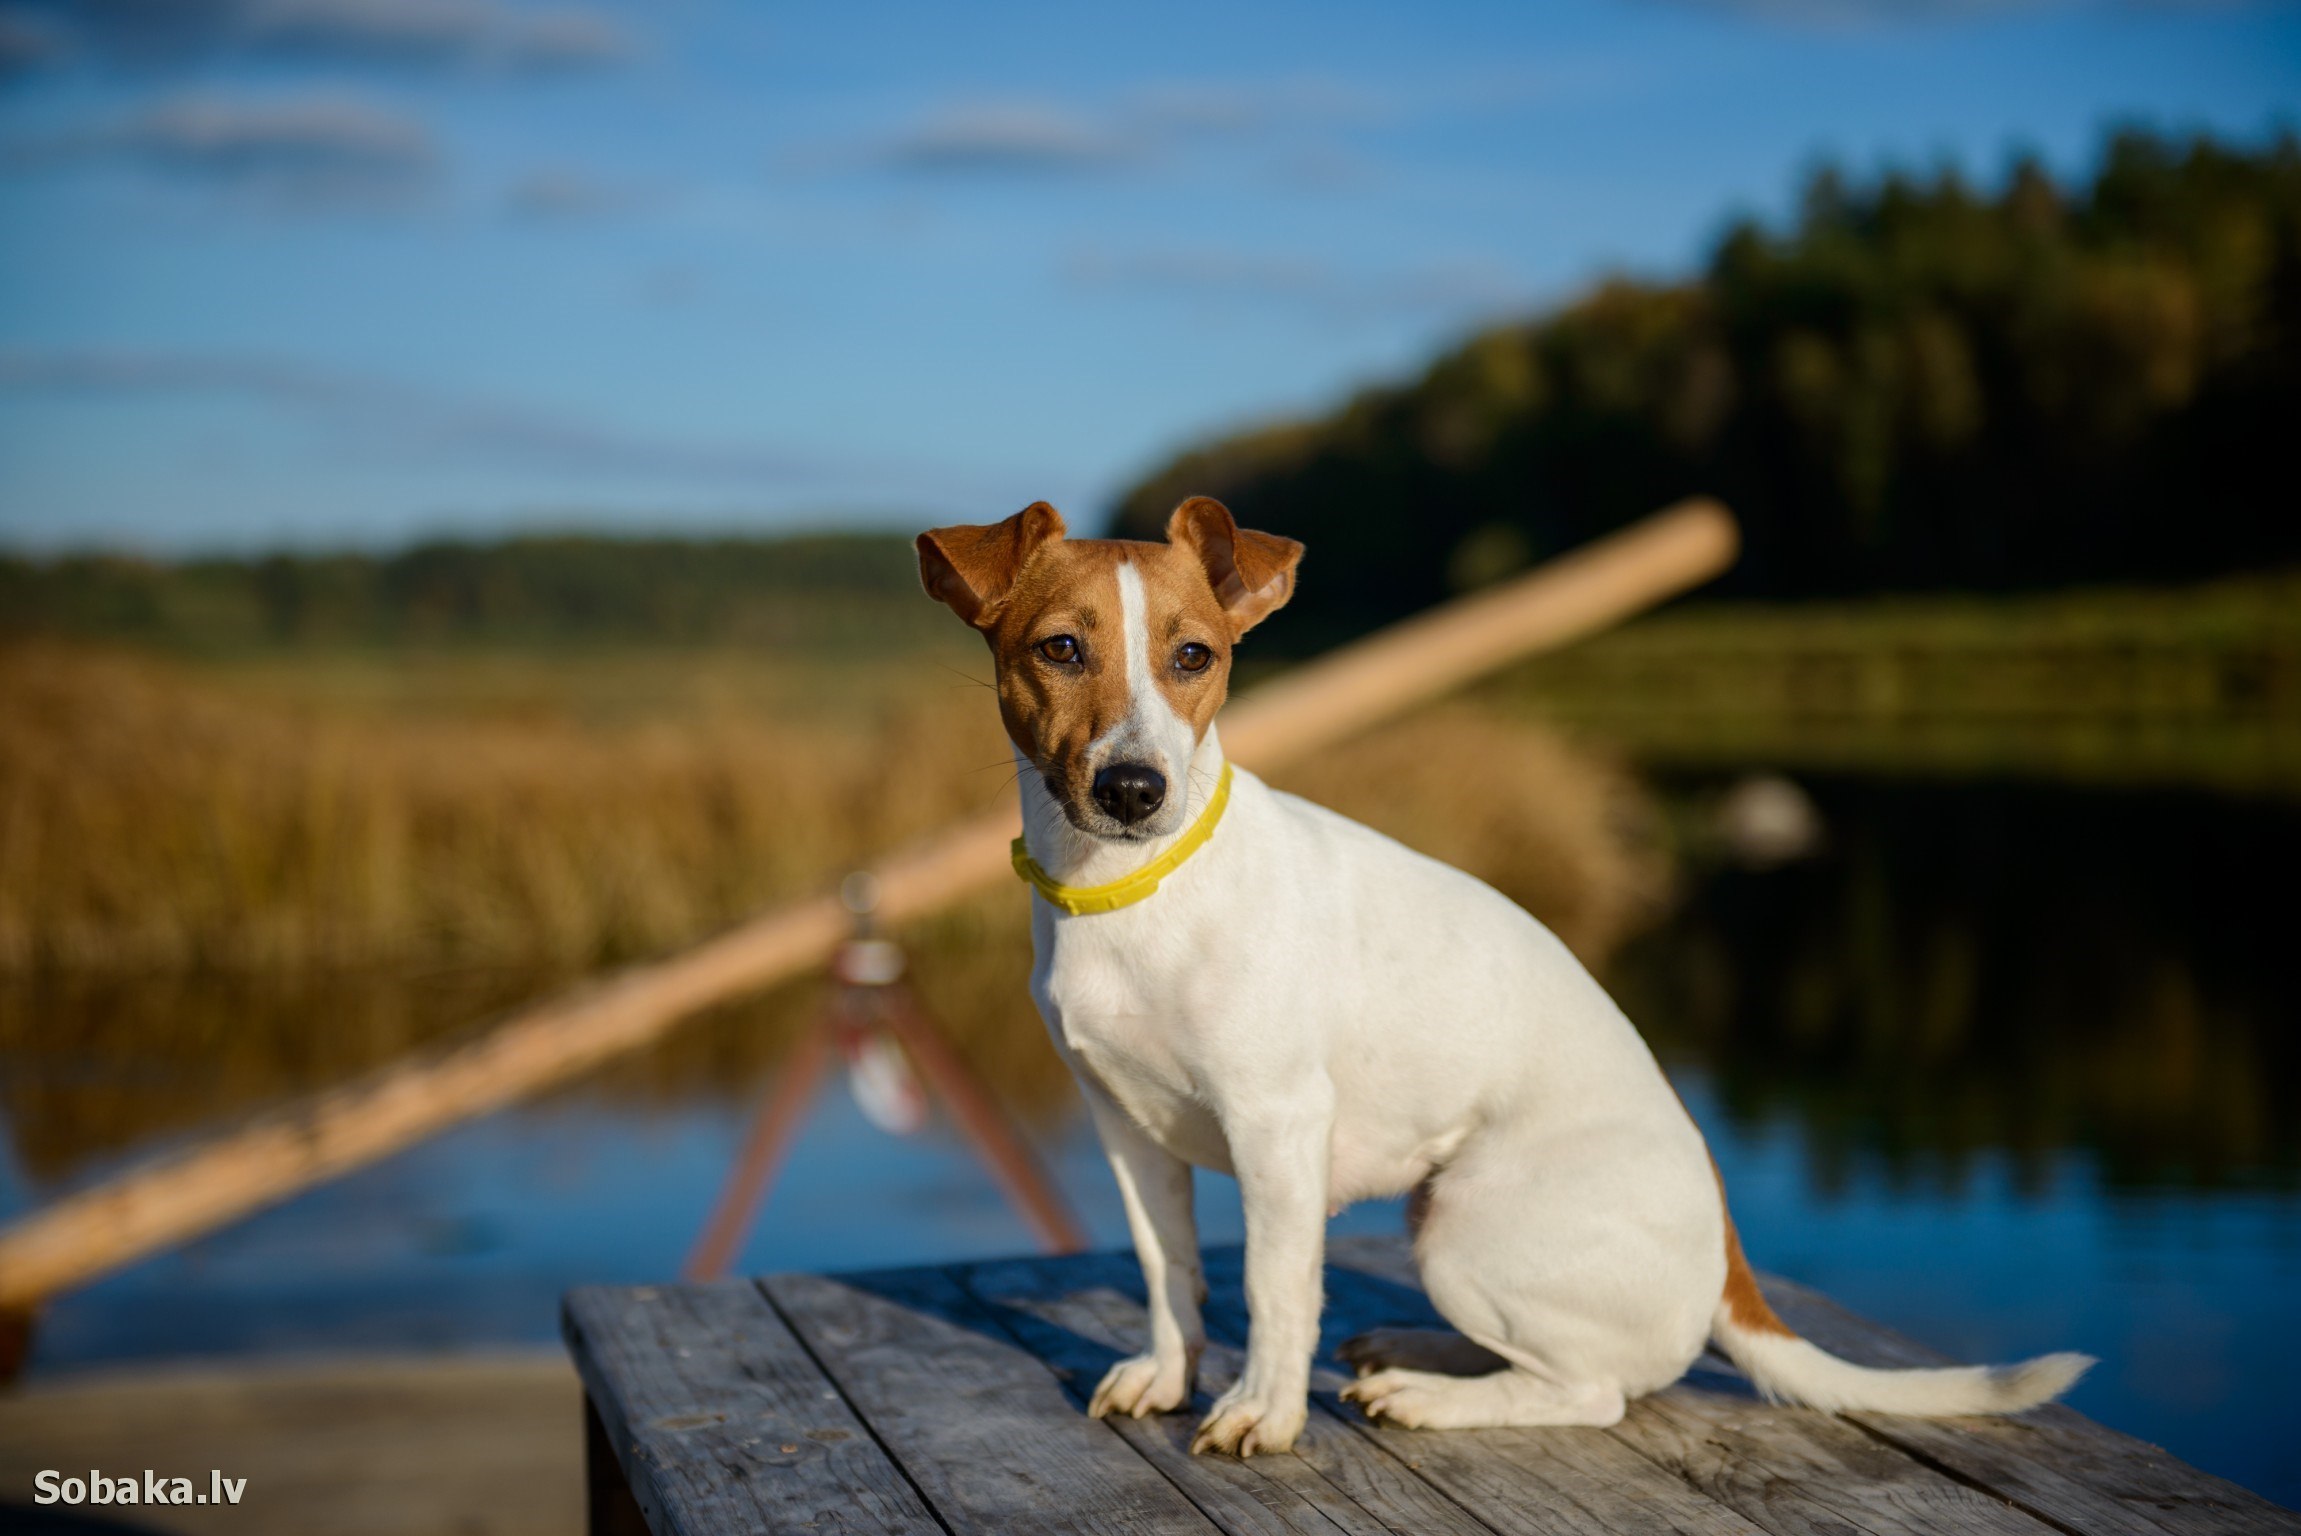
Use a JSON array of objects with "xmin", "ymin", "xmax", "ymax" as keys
[
  {"xmin": 1485, "ymin": 569, "xmax": 2301, "ymax": 794},
  {"xmin": 6, "ymin": 567, "xmax": 2291, "ymax": 978}
]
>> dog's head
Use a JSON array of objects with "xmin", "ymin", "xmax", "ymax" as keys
[{"xmin": 918, "ymin": 497, "xmax": 1302, "ymax": 841}]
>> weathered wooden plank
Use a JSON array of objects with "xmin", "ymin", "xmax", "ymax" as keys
[
  {"xmin": 1621, "ymin": 1382, "xmax": 2061, "ymax": 1536},
  {"xmin": 762, "ymin": 1265, "xmax": 1221, "ymax": 1536},
  {"xmin": 1224, "ymin": 1243, "xmax": 1765, "ymax": 1536},
  {"xmin": 565, "ymin": 1241, "xmax": 2293, "ymax": 1536},
  {"xmin": 562, "ymin": 1280, "xmax": 941, "ymax": 1536},
  {"xmin": 1763, "ymin": 1275, "xmax": 2301, "ymax": 1536},
  {"xmin": 1329, "ymin": 1236, "xmax": 2300, "ymax": 1536},
  {"xmin": 1322, "ymin": 1238, "xmax": 2075, "ymax": 1536},
  {"xmin": 961, "ymin": 1249, "xmax": 1493, "ymax": 1536}
]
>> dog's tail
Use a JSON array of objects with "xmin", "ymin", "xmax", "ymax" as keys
[{"xmin": 1708, "ymin": 1199, "xmax": 2093, "ymax": 1417}]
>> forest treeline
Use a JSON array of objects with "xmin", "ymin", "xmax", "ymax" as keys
[
  {"xmin": 0, "ymin": 531, "xmax": 935, "ymax": 651},
  {"xmin": 1118, "ymin": 126, "xmax": 2301, "ymax": 645}
]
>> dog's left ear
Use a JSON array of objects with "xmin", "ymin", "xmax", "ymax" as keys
[
  {"xmin": 1167, "ymin": 496, "xmax": 1303, "ymax": 638},
  {"xmin": 917, "ymin": 501, "xmax": 1067, "ymax": 629}
]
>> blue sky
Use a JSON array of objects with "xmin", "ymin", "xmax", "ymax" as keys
[{"xmin": 0, "ymin": 0, "xmax": 2294, "ymax": 554}]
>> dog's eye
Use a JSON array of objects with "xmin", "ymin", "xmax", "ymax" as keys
[
  {"xmin": 1175, "ymin": 642, "xmax": 1213, "ymax": 673},
  {"xmin": 1037, "ymin": 635, "xmax": 1080, "ymax": 664}
]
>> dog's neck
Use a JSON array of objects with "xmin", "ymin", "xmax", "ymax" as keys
[{"xmin": 1017, "ymin": 726, "xmax": 1231, "ymax": 888}]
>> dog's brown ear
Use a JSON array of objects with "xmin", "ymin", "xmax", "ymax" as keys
[
  {"xmin": 917, "ymin": 502, "xmax": 1067, "ymax": 628},
  {"xmin": 1167, "ymin": 496, "xmax": 1302, "ymax": 638}
]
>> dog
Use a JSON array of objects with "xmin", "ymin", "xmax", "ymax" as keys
[{"xmin": 917, "ymin": 496, "xmax": 2093, "ymax": 1457}]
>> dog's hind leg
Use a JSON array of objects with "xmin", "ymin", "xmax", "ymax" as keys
[
  {"xmin": 1340, "ymin": 1367, "xmax": 1626, "ymax": 1430},
  {"xmin": 1395, "ymin": 1118, "xmax": 1722, "ymax": 1425}
]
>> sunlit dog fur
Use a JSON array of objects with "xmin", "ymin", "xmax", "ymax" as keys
[{"xmin": 918, "ymin": 497, "xmax": 2093, "ymax": 1457}]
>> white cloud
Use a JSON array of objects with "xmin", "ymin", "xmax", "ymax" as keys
[
  {"xmin": 6, "ymin": 91, "xmax": 439, "ymax": 203},
  {"xmin": 864, "ymin": 102, "xmax": 1141, "ymax": 176},
  {"xmin": 1649, "ymin": 0, "xmax": 2212, "ymax": 26},
  {"xmin": 1, "ymin": 0, "xmax": 636, "ymax": 73},
  {"xmin": 503, "ymin": 165, "xmax": 646, "ymax": 219},
  {"xmin": 0, "ymin": 349, "xmax": 826, "ymax": 485},
  {"xmin": 1066, "ymin": 245, "xmax": 1529, "ymax": 321},
  {"xmin": 0, "ymin": 9, "xmax": 66, "ymax": 78},
  {"xmin": 807, "ymin": 77, "xmax": 1389, "ymax": 181}
]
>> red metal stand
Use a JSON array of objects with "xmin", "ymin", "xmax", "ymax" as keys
[{"xmin": 681, "ymin": 879, "xmax": 1086, "ymax": 1281}]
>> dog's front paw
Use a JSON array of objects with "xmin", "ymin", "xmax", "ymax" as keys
[
  {"xmin": 1089, "ymin": 1353, "xmax": 1192, "ymax": 1420},
  {"xmin": 1188, "ymin": 1384, "xmax": 1306, "ymax": 1457}
]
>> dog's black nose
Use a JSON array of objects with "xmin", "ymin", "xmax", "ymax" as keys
[{"xmin": 1092, "ymin": 762, "xmax": 1167, "ymax": 826}]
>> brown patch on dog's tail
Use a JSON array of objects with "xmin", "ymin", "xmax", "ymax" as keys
[
  {"xmin": 1705, "ymin": 1153, "xmax": 2094, "ymax": 1414},
  {"xmin": 1721, "ymin": 1203, "xmax": 1794, "ymax": 1337},
  {"xmin": 1709, "ymin": 1157, "xmax": 1793, "ymax": 1336}
]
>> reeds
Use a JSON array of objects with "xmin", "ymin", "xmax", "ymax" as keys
[
  {"xmin": 0, "ymin": 642, "xmax": 1661, "ymax": 976},
  {"xmin": 1272, "ymin": 708, "xmax": 1667, "ymax": 966},
  {"xmin": 1, "ymin": 641, "xmax": 1665, "ymax": 1183},
  {"xmin": 0, "ymin": 642, "xmax": 1014, "ymax": 972}
]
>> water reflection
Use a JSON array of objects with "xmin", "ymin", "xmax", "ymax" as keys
[
  {"xmin": 1, "ymin": 775, "xmax": 2296, "ymax": 1505},
  {"xmin": 7, "ymin": 777, "xmax": 2294, "ymax": 1216},
  {"xmin": 1, "ymin": 968, "xmax": 547, "ymax": 1192},
  {"xmin": 0, "ymin": 896, "xmax": 1069, "ymax": 1203},
  {"xmin": 1622, "ymin": 778, "xmax": 2300, "ymax": 1193}
]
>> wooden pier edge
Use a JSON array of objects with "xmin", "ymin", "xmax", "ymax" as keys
[
  {"xmin": 0, "ymin": 499, "xmax": 1737, "ymax": 1312},
  {"xmin": 564, "ymin": 1236, "xmax": 2300, "ymax": 1536}
]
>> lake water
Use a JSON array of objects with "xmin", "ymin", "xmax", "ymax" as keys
[{"xmin": 3, "ymin": 775, "xmax": 2295, "ymax": 1507}]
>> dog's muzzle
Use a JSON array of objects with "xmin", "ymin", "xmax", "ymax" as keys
[{"xmin": 1091, "ymin": 762, "xmax": 1167, "ymax": 827}]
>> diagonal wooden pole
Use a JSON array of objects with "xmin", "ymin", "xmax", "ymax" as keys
[{"xmin": 0, "ymin": 498, "xmax": 1735, "ymax": 1312}]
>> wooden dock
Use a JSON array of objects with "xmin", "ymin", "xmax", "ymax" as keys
[{"xmin": 565, "ymin": 1236, "xmax": 2297, "ymax": 1536}]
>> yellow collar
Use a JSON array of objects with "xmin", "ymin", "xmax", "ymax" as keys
[{"xmin": 1012, "ymin": 762, "xmax": 1234, "ymax": 916}]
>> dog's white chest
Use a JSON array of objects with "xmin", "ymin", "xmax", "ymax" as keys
[{"xmin": 1033, "ymin": 931, "xmax": 1233, "ymax": 1173}]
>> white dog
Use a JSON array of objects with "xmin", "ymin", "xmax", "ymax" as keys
[{"xmin": 918, "ymin": 497, "xmax": 2092, "ymax": 1457}]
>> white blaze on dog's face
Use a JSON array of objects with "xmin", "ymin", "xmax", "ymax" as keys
[{"xmin": 917, "ymin": 497, "xmax": 1303, "ymax": 840}]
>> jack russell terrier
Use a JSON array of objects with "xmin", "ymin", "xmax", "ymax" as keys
[{"xmin": 917, "ymin": 496, "xmax": 2092, "ymax": 1458}]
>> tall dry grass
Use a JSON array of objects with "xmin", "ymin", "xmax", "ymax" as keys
[
  {"xmin": 1272, "ymin": 708, "xmax": 1667, "ymax": 966},
  {"xmin": 0, "ymin": 641, "xmax": 1663, "ymax": 975},
  {"xmin": 0, "ymin": 643, "xmax": 1015, "ymax": 971},
  {"xmin": 1, "ymin": 640, "xmax": 1669, "ymax": 1182}
]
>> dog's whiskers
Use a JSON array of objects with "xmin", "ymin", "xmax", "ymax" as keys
[{"xmin": 936, "ymin": 663, "xmax": 997, "ymax": 693}]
